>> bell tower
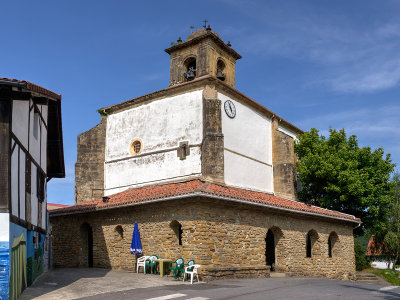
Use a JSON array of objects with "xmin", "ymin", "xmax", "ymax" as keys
[{"xmin": 165, "ymin": 25, "xmax": 241, "ymax": 88}]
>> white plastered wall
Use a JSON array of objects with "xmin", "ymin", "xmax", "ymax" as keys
[
  {"xmin": 12, "ymin": 100, "xmax": 29, "ymax": 149},
  {"xmin": 40, "ymin": 105, "xmax": 47, "ymax": 170},
  {"xmin": 104, "ymin": 90, "xmax": 203, "ymax": 195},
  {"xmin": 11, "ymin": 141, "xmax": 18, "ymax": 217},
  {"xmin": 219, "ymin": 92, "xmax": 274, "ymax": 193},
  {"xmin": 31, "ymin": 163, "xmax": 38, "ymax": 226},
  {"xmin": 29, "ymin": 102, "xmax": 41, "ymax": 164},
  {"xmin": 19, "ymin": 151, "xmax": 26, "ymax": 220}
]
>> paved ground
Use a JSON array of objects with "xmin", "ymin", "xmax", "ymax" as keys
[{"xmin": 20, "ymin": 268, "xmax": 400, "ymax": 300}]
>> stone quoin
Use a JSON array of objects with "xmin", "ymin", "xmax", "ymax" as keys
[{"xmin": 50, "ymin": 26, "xmax": 360, "ymax": 281}]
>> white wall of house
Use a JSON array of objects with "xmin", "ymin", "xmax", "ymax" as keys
[
  {"xmin": 104, "ymin": 90, "xmax": 203, "ymax": 195},
  {"xmin": 219, "ymin": 93, "xmax": 274, "ymax": 193},
  {"xmin": 31, "ymin": 163, "xmax": 38, "ymax": 227},
  {"xmin": 11, "ymin": 100, "xmax": 29, "ymax": 149},
  {"xmin": 11, "ymin": 144, "xmax": 19, "ymax": 217},
  {"xmin": 40, "ymin": 115, "xmax": 47, "ymax": 170},
  {"xmin": 29, "ymin": 104, "xmax": 41, "ymax": 164},
  {"xmin": 10, "ymin": 99, "xmax": 47, "ymax": 228},
  {"xmin": 19, "ymin": 152, "xmax": 26, "ymax": 220}
]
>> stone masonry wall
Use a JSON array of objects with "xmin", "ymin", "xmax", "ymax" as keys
[
  {"xmin": 272, "ymin": 118, "xmax": 297, "ymax": 200},
  {"xmin": 168, "ymin": 39, "xmax": 237, "ymax": 88},
  {"xmin": 75, "ymin": 116, "xmax": 107, "ymax": 204},
  {"xmin": 51, "ymin": 197, "xmax": 355, "ymax": 281},
  {"xmin": 202, "ymin": 86, "xmax": 224, "ymax": 184}
]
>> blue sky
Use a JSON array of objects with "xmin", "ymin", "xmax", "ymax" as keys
[{"xmin": 2, "ymin": 0, "xmax": 399, "ymax": 205}]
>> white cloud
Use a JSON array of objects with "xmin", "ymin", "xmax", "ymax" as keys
[
  {"xmin": 296, "ymin": 105, "xmax": 400, "ymax": 168},
  {"xmin": 219, "ymin": 1, "xmax": 400, "ymax": 93}
]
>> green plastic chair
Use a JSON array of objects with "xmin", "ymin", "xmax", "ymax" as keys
[
  {"xmin": 168, "ymin": 258, "xmax": 185, "ymax": 279},
  {"xmin": 145, "ymin": 255, "xmax": 158, "ymax": 274}
]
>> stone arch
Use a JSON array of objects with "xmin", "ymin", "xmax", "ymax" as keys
[
  {"xmin": 328, "ymin": 231, "xmax": 339, "ymax": 258},
  {"xmin": 79, "ymin": 222, "xmax": 93, "ymax": 267},
  {"xmin": 170, "ymin": 220, "xmax": 183, "ymax": 246},
  {"xmin": 115, "ymin": 225, "xmax": 124, "ymax": 240},
  {"xmin": 306, "ymin": 229, "xmax": 319, "ymax": 258},
  {"xmin": 265, "ymin": 226, "xmax": 283, "ymax": 271}
]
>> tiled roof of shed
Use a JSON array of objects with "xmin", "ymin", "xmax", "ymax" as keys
[
  {"xmin": 0, "ymin": 77, "xmax": 61, "ymax": 100},
  {"xmin": 366, "ymin": 235, "xmax": 388, "ymax": 256},
  {"xmin": 50, "ymin": 180, "xmax": 361, "ymax": 223}
]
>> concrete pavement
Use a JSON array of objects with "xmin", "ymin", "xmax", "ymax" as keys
[{"xmin": 19, "ymin": 268, "xmax": 400, "ymax": 300}]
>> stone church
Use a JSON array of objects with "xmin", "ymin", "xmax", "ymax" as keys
[{"xmin": 50, "ymin": 27, "xmax": 360, "ymax": 280}]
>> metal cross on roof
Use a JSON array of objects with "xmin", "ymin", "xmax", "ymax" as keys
[{"xmin": 203, "ymin": 19, "xmax": 208, "ymax": 28}]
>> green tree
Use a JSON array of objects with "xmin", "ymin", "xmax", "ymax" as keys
[
  {"xmin": 382, "ymin": 173, "xmax": 400, "ymax": 269},
  {"xmin": 295, "ymin": 128, "xmax": 395, "ymax": 234}
]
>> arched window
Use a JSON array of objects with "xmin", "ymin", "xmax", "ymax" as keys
[
  {"xmin": 306, "ymin": 229, "xmax": 319, "ymax": 258},
  {"xmin": 328, "ymin": 232, "xmax": 338, "ymax": 258},
  {"xmin": 115, "ymin": 225, "xmax": 124, "ymax": 240},
  {"xmin": 184, "ymin": 57, "xmax": 196, "ymax": 81},
  {"xmin": 170, "ymin": 220, "xmax": 183, "ymax": 246},
  {"xmin": 306, "ymin": 233, "xmax": 312, "ymax": 258},
  {"xmin": 216, "ymin": 59, "xmax": 226, "ymax": 81}
]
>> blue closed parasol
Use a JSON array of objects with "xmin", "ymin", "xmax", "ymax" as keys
[{"xmin": 130, "ymin": 222, "xmax": 143, "ymax": 255}]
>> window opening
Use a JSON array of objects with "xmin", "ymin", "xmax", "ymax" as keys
[
  {"xmin": 170, "ymin": 220, "xmax": 183, "ymax": 246},
  {"xmin": 129, "ymin": 139, "xmax": 143, "ymax": 156},
  {"xmin": 328, "ymin": 236, "xmax": 332, "ymax": 258},
  {"xmin": 133, "ymin": 141, "xmax": 141, "ymax": 153},
  {"xmin": 184, "ymin": 57, "xmax": 196, "ymax": 81},
  {"xmin": 216, "ymin": 59, "xmax": 226, "ymax": 81},
  {"xmin": 306, "ymin": 233, "xmax": 312, "ymax": 258}
]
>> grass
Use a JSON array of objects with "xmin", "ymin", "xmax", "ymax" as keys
[{"xmin": 364, "ymin": 268, "xmax": 400, "ymax": 286}]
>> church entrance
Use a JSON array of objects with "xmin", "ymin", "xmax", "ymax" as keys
[
  {"xmin": 265, "ymin": 229, "xmax": 275, "ymax": 271},
  {"xmin": 80, "ymin": 223, "xmax": 93, "ymax": 267}
]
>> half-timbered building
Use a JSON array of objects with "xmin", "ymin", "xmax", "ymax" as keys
[{"xmin": 0, "ymin": 78, "xmax": 64, "ymax": 300}]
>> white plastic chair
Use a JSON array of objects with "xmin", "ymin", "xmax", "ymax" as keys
[
  {"xmin": 183, "ymin": 264, "xmax": 200, "ymax": 284},
  {"xmin": 136, "ymin": 256, "xmax": 149, "ymax": 273}
]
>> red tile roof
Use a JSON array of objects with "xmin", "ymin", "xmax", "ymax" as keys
[
  {"xmin": 0, "ymin": 77, "xmax": 61, "ymax": 100},
  {"xmin": 47, "ymin": 203, "xmax": 70, "ymax": 211},
  {"xmin": 49, "ymin": 180, "xmax": 360, "ymax": 223},
  {"xmin": 366, "ymin": 235, "xmax": 388, "ymax": 256}
]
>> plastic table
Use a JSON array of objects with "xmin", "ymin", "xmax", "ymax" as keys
[{"xmin": 154, "ymin": 259, "xmax": 173, "ymax": 277}]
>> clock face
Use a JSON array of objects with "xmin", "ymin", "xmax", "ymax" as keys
[{"xmin": 224, "ymin": 100, "xmax": 236, "ymax": 119}]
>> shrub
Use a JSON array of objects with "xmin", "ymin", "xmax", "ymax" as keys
[{"xmin": 355, "ymin": 239, "xmax": 369, "ymax": 271}]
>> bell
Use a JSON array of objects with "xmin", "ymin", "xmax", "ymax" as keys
[
  {"xmin": 187, "ymin": 70, "xmax": 195, "ymax": 81},
  {"xmin": 216, "ymin": 69, "xmax": 225, "ymax": 81}
]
